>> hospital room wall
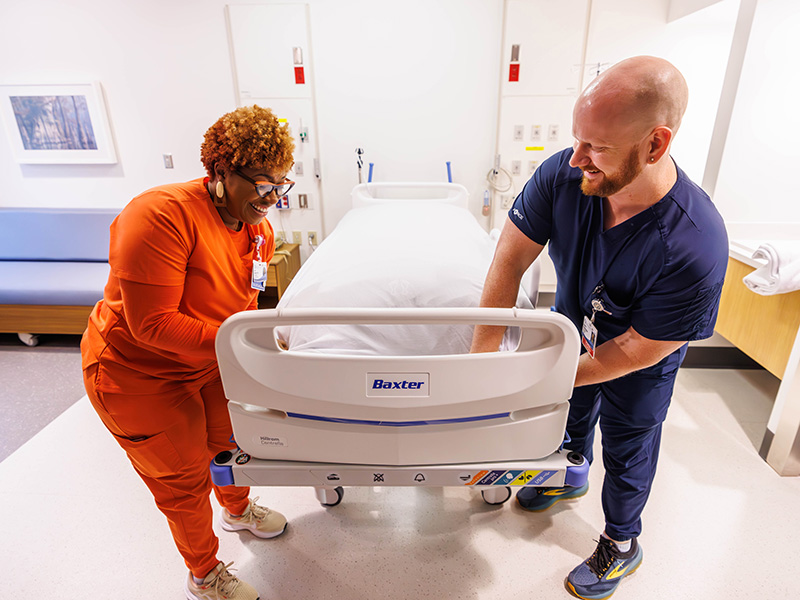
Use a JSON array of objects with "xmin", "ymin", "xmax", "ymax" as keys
[
  {"xmin": 496, "ymin": 0, "xmax": 739, "ymax": 291},
  {"xmin": 226, "ymin": 0, "xmax": 506, "ymax": 253},
  {"xmin": 0, "ymin": 0, "xmax": 243, "ymax": 209},
  {"xmin": 0, "ymin": 0, "xmax": 790, "ymax": 244},
  {"xmin": 712, "ymin": 0, "xmax": 800, "ymax": 240},
  {"xmin": 0, "ymin": 0, "xmax": 505, "ymax": 235}
]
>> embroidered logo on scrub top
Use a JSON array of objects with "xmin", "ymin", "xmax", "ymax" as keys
[{"xmin": 512, "ymin": 208, "xmax": 525, "ymax": 220}]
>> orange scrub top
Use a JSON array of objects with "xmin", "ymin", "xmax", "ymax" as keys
[{"xmin": 82, "ymin": 178, "xmax": 275, "ymax": 395}]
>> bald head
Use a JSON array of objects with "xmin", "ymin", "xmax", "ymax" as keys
[{"xmin": 577, "ymin": 56, "xmax": 689, "ymax": 138}]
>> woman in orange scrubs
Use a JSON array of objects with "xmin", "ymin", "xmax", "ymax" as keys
[{"xmin": 81, "ymin": 106, "xmax": 295, "ymax": 600}]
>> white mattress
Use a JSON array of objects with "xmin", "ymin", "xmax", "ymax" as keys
[{"xmin": 276, "ymin": 200, "xmax": 531, "ymax": 355}]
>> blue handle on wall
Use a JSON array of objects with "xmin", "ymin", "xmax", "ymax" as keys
[
  {"xmin": 446, "ymin": 161, "xmax": 452, "ymax": 183},
  {"xmin": 368, "ymin": 162, "xmax": 374, "ymax": 183}
]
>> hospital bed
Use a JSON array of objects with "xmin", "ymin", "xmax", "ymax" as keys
[{"xmin": 211, "ymin": 183, "xmax": 587, "ymax": 506}]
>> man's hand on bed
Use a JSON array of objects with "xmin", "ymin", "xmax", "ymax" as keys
[
  {"xmin": 472, "ymin": 218, "xmax": 545, "ymax": 353},
  {"xmin": 574, "ymin": 326, "xmax": 686, "ymax": 387},
  {"xmin": 470, "ymin": 325, "xmax": 507, "ymax": 353}
]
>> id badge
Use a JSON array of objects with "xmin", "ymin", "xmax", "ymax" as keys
[
  {"xmin": 251, "ymin": 260, "xmax": 267, "ymax": 291},
  {"xmin": 581, "ymin": 315, "xmax": 597, "ymax": 359}
]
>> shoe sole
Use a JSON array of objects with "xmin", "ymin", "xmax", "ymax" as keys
[
  {"xmin": 563, "ymin": 557, "xmax": 643, "ymax": 600},
  {"xmin": 220, "ymin": 519, "xmax": 288, "ymax": 539},
  {"xmin": 516, "ymin": 487, "xmax": 589, "ymax": 512}
]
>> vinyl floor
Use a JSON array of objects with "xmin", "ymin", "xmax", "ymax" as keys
[{"xmin": 1, "ymin": 343, "xmax": 798, "ymax": 599}]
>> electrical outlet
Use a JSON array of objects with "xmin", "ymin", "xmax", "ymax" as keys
[
  {"xmin": 294, "ymin": 161, "xmax": 304, "ymax": 176},
  {"xmin": 530, "ymin": 125, "xmax": 542, "ymax": 142},
  {"xmin": 277, "ymin": 230, "xmax": 286, "ymax": 244},
  {"xmin": 292, "ymin": 231, "xmax": 302, "ymax": 244},
  {"xmin": 298, "ymin": 193, "xmax": 308, "ymax": 209},
  {"xmin": 529, "ymin": 160, "xmax": 539, "ymax": 174},
  {"xmin": 548, "ymin": 124, "xmax": 559, "ymax": 141},
  {"xmin": 308, "ymin": 231, "xmax": 317, "ymax": 246},
  {"xmin": 511, "ymin": 160, "xmax": 521, "ymax": 175},
  {"xmin": 513, "ymin": 125, "xmax": 524, "ymax": 141}
]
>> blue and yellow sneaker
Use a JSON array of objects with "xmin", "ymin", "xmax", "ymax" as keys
[
  {"xmin": 516, "ymin": 482, "xmax": 589, "ymax": 512},
  {"xmin": 565, "ymin": 536, "xmax": 643, "ymax": 599}
]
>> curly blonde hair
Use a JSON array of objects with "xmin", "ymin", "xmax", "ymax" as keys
[{"xmin": 200, "ymin": 105, "xmax": 295, "ymax": 177}]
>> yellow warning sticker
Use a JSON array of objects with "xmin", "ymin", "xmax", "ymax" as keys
[
  {"xmin": 509, "ymin": 470, "xmax": 540, "ymax": 486},
  {"xmin": 525, "ymin": 146, "xmax": 545, "ymax": 152}
]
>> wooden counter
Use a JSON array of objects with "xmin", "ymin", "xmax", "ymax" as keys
[
  {"xmin": 715, "ymin": 255, "xmax": 800, "ymax": 476},
  {"xmin": 715, "ymin": 257, "xmax": 800, "ymax": 379},
  {"xmin": 266, "ymin": 243, "xmax": 301, "ymax": 298}
]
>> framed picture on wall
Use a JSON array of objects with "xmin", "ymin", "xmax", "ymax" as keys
[{"xmin": 0, "ymin": 82, "xmax": 117, "ymax": 164}]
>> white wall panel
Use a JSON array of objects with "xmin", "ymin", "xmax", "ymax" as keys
[
  {"xmin": 227, "ymin": 4, "xmax": 323, "ymax": 262},
  {"xmin": 502, "ymin": 0, "xmax": 589, "ymax": 96}
]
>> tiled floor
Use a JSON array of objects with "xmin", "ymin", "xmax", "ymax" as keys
[{"xmin": 1, "ymin": 368, "xmax": 798, "ymax": 599}]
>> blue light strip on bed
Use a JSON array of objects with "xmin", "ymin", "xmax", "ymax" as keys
[{"xmin": 285, "ymin": 412, "xmax": 510, "ymax": 427}]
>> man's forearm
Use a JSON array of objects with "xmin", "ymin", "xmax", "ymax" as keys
[
  {"xmin": 574, "ymin": 327, "xmax": 686, "ymax": 387},
  {"xmin": 470, "ymin": 273, "xmax": 520, "ymax": 352}
]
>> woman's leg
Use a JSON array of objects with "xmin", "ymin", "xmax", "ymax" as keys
[
  {"xmin": 83, "ymin": 366, "xmax": 223, "ymax": 579},
  {"xmin": 199, "ymin": 376, "xmax": 250, "ymax": 516}
]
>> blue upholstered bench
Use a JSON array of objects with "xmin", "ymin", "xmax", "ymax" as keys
[{"xmin": 0, "ymin": 208, "xmax": 118, "ymax": 345}]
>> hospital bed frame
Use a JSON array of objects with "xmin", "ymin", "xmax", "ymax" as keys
[{"xmin": 211, "ymin": 307, "xmax": 588, "ymax": 506}]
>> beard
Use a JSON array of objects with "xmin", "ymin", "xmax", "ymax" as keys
[{"xmin": 580, "ymin": 146, "xmax": 643, "ymax": 197}]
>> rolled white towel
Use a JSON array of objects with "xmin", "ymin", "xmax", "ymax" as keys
[{"xmin": 743, "ymin": 241, "xmax": 800, "ymax": 295}]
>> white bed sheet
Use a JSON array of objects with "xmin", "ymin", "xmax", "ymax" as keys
[{"xmin": 276, "ymin": 200, "xmax": 531, "ymax": 355}]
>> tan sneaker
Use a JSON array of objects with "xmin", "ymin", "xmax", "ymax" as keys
[
  {"xmin": 184, "ymin": 561, "xmax": 258, "ymax": 600},
  {"xmin": 220, "ymin": 496, "xmax": 287, "ymax": 539}
]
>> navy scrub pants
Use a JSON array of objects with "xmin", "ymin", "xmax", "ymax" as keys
[{"xmin": 565, "ymin": 345, "xmax": 687, "ymax": 541}]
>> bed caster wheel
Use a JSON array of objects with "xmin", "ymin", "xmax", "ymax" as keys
[
  {"xmin": 17, "ymin": 333, "xmax": 39, "ymax": 347},
  {"xmin": 481, "ymin": 486, "xmax": 511, "ymax": 505},
  {"xmin": 315, "ymin": 486, "xmax": 344, "ymax": 507}
]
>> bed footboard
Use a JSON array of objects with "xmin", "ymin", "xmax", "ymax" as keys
[{"xmin": 216, "ymin": 307, "xmax": 580, "ymax": 466}]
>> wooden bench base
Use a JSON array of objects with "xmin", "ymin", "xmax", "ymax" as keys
[{"xmin": 0, "ymin": 304, "xmax": 94, "ymax": 335}]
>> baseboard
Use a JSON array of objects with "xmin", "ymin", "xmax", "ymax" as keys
[{"xmin": 682, "ymin": 346, "xmax": 763, "ymax": 370}]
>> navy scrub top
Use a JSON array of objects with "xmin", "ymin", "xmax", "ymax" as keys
[{"xmin": 509, "ymin": 148, "xmax": 728, "ymax": 354}]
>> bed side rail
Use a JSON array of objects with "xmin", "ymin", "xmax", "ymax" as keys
[{"xmin": 216, "ymin": 307, "xmax": 579, "ymax": 421}]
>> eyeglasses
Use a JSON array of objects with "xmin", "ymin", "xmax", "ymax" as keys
[{"xmin": 235, "ymin": 170, "xmax": 296, "ymax": 198}]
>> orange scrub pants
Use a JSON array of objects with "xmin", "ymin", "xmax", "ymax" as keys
[{"xmin": 83, "ymin": 364, "xmax": 250, "ymax": 579}]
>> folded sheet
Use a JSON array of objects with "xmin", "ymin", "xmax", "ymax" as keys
[{"xmin": 743, "ymin": 241, "xmax": 800, "ymax": 296}]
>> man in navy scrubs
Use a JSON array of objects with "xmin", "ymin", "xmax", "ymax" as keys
[{"xmin": 472, "ymin": 56, "xmax": 728, "ymax": 599}]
